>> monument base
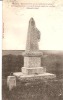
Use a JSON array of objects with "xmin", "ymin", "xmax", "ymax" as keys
[
  {"xmin": 22, "ymin": 67, "xmax": 46, "ymax": 75},
  {"xmin": 13, "ymin": 72, "xmax": 56, "ymax": 82}
]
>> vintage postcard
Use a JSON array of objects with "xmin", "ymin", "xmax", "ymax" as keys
[{"xmin": 2, "ymin": 0, "xmax": 63, "ymax": 100}]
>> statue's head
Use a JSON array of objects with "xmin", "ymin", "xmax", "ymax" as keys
[{"xmin": 29, "ymin": 17, "xmax": 35, "ymax": 27}]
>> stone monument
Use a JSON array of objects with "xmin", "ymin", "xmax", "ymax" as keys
[
  {"xmin": 22, "ymin": 18, "xmax": 45, "ymax": 75},
  {"xmin": 13, "ymin": 18, "xmax": 56, "ymax": 81}
]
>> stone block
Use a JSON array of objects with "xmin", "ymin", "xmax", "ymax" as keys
[
  {"xmin": 7, "ymin": 76, "xmax": 16, "ymax": 91},
  {"xmin": 24, "ymin": 57, "xmax": 41, "ymax": 68},
  {"xmin": 22, "ymin": 67, "xmax": 46, "ymax": 75}
]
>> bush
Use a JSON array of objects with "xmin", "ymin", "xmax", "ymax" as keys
[
  {"xmin": 2, "ymin": 54, "xmax": 24, "ymax": 78},
  {"xmin": 41, "ymin": 54, "xmax": 63, "ymax": 79}
]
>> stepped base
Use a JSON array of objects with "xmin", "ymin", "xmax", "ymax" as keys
[
  {"xmin": 13, "ymin": 72, "xmax": 56, "ymax": 82},
  {"xmin": 22, "ymin": 67, "xmax": 46, "ymax": 75}
]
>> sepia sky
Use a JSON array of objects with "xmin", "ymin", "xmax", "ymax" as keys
[{"xmin": 3, "ymin": 0, "xmax": 63, "ymax": 50}]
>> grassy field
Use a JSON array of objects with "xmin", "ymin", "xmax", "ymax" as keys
[{"xmin": 2, "ymin": 78, "xmax": 63, "ymax": 100}]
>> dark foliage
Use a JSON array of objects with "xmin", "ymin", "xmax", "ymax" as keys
[
  {"xmin": 2, "ymin": 54, "xmax": 24, "ymax": 78},
  {"xmin": 41, "ymin": 54, "xmax": 63, "ymax": 79}
]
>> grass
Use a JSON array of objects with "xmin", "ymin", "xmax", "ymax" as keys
[{"xmin": 2, "ymin": 78, "xmax": 63, "ymax": 100}]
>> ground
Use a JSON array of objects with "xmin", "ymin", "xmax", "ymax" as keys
[{"xmin": 2, "ymin": 78, "xmax": 63, "ymax": 100}]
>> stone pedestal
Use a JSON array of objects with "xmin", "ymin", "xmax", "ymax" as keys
[
  {"xmin": 22, "ymin": 67, "xmax": 46, "ymax": 75},
  {"xmin": 21, "ymin": 51, "xmax": 45, "ymax": 75},
  {"xmin": 13, "ymin": 50, "xmax": 56, "ymax": 81},
  {"xmin": 24, "ymin": 57, "xmax": 41, "ymax": 68}
]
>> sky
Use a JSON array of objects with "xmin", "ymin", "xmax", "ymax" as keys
[{"xmin": 3, "ymin": 0, "xmax": 63, "ymax": 50}]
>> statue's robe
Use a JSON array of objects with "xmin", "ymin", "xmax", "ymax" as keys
[{"xmin": 26, "ymin": 18, "xmax": 40, "ymax": 52}]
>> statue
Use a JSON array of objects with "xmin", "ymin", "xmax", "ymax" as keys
[{"xmin": 26, "ymin": 18, "xmax": 40, "ymax": 52}]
